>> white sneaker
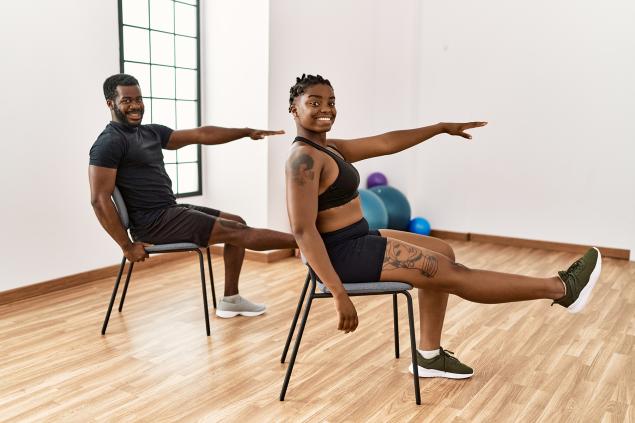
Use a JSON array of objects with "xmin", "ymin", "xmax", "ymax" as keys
[{"xmin": 215, "ymin": 295, "xmax": 266, "ymax": 318}]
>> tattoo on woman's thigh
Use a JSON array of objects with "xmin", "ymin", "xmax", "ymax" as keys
[{"xmin": 382, "ymin": 242, "xmax": 438, "ymax": 278}]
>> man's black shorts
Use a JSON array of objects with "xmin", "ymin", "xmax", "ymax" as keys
[{"xmin": 131, "ymin": 204, "xmax": 221, "ymax": 247}]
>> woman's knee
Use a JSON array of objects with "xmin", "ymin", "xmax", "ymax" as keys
[{"xmin": 438, "ymin": 241, "xmax": 455, "ymax": 262}]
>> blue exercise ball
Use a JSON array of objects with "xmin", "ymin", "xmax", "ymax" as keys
[
  {"xmin": 409, "ymin": 217, "xmax": 431, "ymax": 235},
  {"xmin": 366, "ymin": 172, "xmax": 388, "ymax": 189},
  {"xmin": 358, "ymin": 189, "xmax": 388, "ymax": 230},
  {"xmin": 370, "ymin": 186, "xmax": 411, "ymax": 230}
]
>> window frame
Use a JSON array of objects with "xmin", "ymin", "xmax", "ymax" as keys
[{"xmin": 117, "ymin": 0, "xmax": 202, "ymax": 198}]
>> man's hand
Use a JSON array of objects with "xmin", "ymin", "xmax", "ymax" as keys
[
  {"xmin": 334, "ymin": 293, "xmax": 358, "ymax": 333},
  {"xmin": 442, "ymin": 121, "xmax": 488, "ymax": 139},
  {"xmin": 123, "ymin": 242, "xmax": 152, "ymax": 262},
  {"xmin": 248, "ymin": 129, "xmax": 286, "ymax": 140}
]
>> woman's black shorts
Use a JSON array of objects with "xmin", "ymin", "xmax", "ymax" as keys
[{"xmin": 320, "ymin": 218, "xmax": 387, "ymax": 283}]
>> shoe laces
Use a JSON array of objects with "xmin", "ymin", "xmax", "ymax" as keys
[
  {"xmin": 439, "ymin": 348, "xmax": 460, "ymax": 371},
  {"xmin": 566, "ymin": 259, "xmax": 583, "ymax": 275}
]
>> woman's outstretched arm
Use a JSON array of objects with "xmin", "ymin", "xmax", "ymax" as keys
[
  {"xmin": 285, "ymin": 146, "xmax": 359, "ymax": 333},
  {"xmin": 329, "ymin": 121, "xmax": 487, "ymax": 163}
]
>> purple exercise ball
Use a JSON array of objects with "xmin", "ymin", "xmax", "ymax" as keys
[{"xmin": 366, "ymin": 172, "xmax": 388, "ymax": 188}]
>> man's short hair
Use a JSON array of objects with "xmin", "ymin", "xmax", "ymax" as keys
[{"xmin": 103, "ymin": 73, "xmax": 139, "ymax": 101}]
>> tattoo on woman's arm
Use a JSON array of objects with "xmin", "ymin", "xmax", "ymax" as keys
[
  {"xmin": 289, "ymin": 153, "xmax": 315, "ymax": 186},
  {"xmin": 382, "ymin": 242, "xmax": 438, "ymax": 278}
]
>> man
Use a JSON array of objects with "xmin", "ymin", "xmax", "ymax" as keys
[{"xmin": 89, "ymin": 73, "xmax": 296, "ymax": 318}]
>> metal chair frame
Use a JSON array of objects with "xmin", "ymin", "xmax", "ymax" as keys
[
  {"xmin": 280, "ymin": 267, "xmax": 421, "ymax": 405},
  {"xmin": 101, "ymin": 187, "xmax": 217, "ymax": 336}
]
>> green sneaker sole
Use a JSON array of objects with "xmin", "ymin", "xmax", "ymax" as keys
[{"xmin": 567, "ymin": 247, "xmax": 602, "ymax": 314}]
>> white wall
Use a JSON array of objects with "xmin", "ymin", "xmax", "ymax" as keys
[
  {"xmin": 0, "ymin": 0, "xmax": 121, "ymax": 291},
  {"xmin": 413, "ymin": 0, "xmax": 635, "ymax": 257},
  {"xmin": 3, "ymin": 0, "xmax": 632, "ymax": 293},
  {"xmin": 267, "ymin": 0, "xmax": 420, "ymax": 231},
  {"xmin": 200, "ymin": 0, "xmax": 270, "ymax": 228}
]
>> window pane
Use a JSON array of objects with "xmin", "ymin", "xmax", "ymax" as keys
[
  {"xmin": 177, "ymin": 162, "xmax": 199, "ymax": 193},
  {"xmin": 175, "ymin": 3, "xmax": 197, "ymax": 37},
  {"xmin": 123, "ymin": 26, "xmax": 149, "ymax": 62},
  {"xmin": 177, "ymin": 144, "xmax": 198, "ymax": 162},
  {"xmin": 165, "ymin": 163, "xmax": 177, "ymax": 190},
  {"xmin": 176, "ymin": 68, "xmax": 197, "ymax": 100},
  {"xmin": 151, "ymin": 98, "xmax": 176, "ymax": 128},
  {"xmin": 163, "ymin": 149, "xmax": 176, "ymax": 163},
  {"xmin": 122, "ymin": 0, "xmax": 149, "ymax": 28},
  {"xmin": 150, "ymin": 31, "xmax": 174, "ymax": 66},
  {"xmin": 120, "ymin": 0, "xmax": 199, "ymax": 198},
  {"xmin": 175, "ymin": 35, "xmax": 197, "ymax": 68},
  {"xmin": 151, "ymin": 65, "xmax": 175, "ymax": 98},
  {"xmin": 150, "ymin": 0, "xmax": 174, "ymax": 32},
  {"xmin": 123, "ymin": 62, "xmax": 151, "ymax": 95},
  {"xmin": 176, "ymin": 100, "xmax": 197, "ymax": 129},
  {"xmin": 143, "ymin": 98, "xmax": 152, "ymax": 123}
]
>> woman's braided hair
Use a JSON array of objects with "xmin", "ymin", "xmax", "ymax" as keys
[{"xmin": 288, "ymin": 74, "xmax": 332, "ymax": 112}]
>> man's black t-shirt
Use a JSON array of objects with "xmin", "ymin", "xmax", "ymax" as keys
[{"xmin": 89, "ymin": 121, "xmax": 176, "ymax": 228}]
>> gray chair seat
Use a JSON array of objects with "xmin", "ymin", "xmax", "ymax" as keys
[
  {"xmin": 317, "ymin": 280, "xmax": 412, "ymax": 294},
  {"xmin": 145, "ymin": 243, "xmax": 201, "ymax": 253}
]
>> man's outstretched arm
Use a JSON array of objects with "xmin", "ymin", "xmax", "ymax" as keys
[
  {"xmin": 88, "ymin": 165, "xmax": 149, "ymax": 262},
  {"xmin": 165, "ymin": 126, "xmax": 285, "ymax": 150}
]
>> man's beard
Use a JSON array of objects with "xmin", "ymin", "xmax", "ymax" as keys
[{"xmin": 114, "ymin": 104, "xmax": 144, "ymax": 127}]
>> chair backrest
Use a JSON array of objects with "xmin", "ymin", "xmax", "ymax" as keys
[{"xmin": 112, "ymin": 186, "xmax": 130, "ymax": 229}]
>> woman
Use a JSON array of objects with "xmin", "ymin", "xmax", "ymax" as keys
[{"xmin": 284, "ymin": 74, "xmax": 601, "ymax": 379}]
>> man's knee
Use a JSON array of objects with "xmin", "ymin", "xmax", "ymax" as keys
[
  {"xmin": 221, "ymin": 212, "xmax": 247, "ymax": 226},
  {"xmin": 218, "ymin": 218, "xmax": 248, "ymax": 231},
  {"xmin": 233, "ymin": 215, "xmax": 247, "ymax": 226}
]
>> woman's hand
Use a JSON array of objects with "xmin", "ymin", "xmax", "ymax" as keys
[
  {"xmin": 334, "ymin": 293, "xmax": 358, "ymax": 333},
  {"xmin": 442, "ymin": 122, "xmax": 488, "ymax": 139}
]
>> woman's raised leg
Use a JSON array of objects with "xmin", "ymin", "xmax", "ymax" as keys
[{"xmin": 379, "ymin": 230, "xmax": 454, "ymax": 351}]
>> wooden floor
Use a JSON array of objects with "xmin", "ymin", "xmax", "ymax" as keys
[{"xmin": 1, "ymin": 241, "xmax": 633, "ymax": 422}]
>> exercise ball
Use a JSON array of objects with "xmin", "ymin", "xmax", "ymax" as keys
[
  {"xmin": 366, "ymin": 172, "xmax": 388, "ymax": 188},
  {"xmin": 370, "ymin": 186, "xmax": 411, "ymax": 230},
  {"xmin": 409, "ymin": 217, "xmax": 431, "ymax": 235},
  {"xmin": 358, "ymin": 189, "xmax": 388, "ymax": 230}
]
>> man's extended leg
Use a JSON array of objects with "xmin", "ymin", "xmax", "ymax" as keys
[
  {"xmin": 208, "ymin": 216, "xmax": 296, "ymax": 251},
  {"xmin": 216, "ymin": 212, "xmax": 246, "ymax": 297},
  {"xmin": 208, "ymin": 214, "xmax": 297, "ymax": 318}
]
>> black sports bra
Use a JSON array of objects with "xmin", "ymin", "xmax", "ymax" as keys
[{"xmin": 293, "ymin": 136, "xmax": 360, "ymax": 211}]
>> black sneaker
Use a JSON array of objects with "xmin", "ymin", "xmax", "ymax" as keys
[
  {"xmin": 408, "ymin": 348, "xmax": 474, "ymax": 379},
  {"xmin": 552, "ymin": 247, "xmax": 602, "ymax": 313}
]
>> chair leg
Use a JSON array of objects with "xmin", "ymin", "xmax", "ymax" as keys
[
  {"xmin": 101, "ymin": 257, "xmax": 127, "ymax": 335},
  {"xmin": 196, "ymin": 250, "xmax": 211, "ymax": 336},
  {"xmin": 206, "ymin": 247, "xmax": 217, "ymax": 309},
  {"xmin": 393, "ymin": 293, "xmax": 400, "ymax": 359},
  {"xmin": 117, "ymin": 261, "xmax": 135, "ymax": 312},
  {"xmin": 281, "ymin": 271, "xmax": 311, "ymax": 363},
  {"xmin": 280, "ymin": 288, "xmax": 314, "ymax": 401},
  {"xmin": 403, "ymin": 291, "xmax": 421, "ymax": 405}
]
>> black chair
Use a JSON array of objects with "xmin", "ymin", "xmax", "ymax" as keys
[
  {"xmin": 280, "ymin": 265, "xmax": 421, "ymax": 405},
  {"xmin": 101, "ymin": 187, "xmax": 217, "ymax": 336}
]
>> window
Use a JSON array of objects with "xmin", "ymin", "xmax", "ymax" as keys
[{"xmin": 118, "ymin": 0, "xmax": 202, "ymax": 197}]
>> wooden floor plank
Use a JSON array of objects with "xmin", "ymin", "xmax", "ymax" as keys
[{"xmin": 0, "ymin": 241, "xmax": 633, "ymax": 422}]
